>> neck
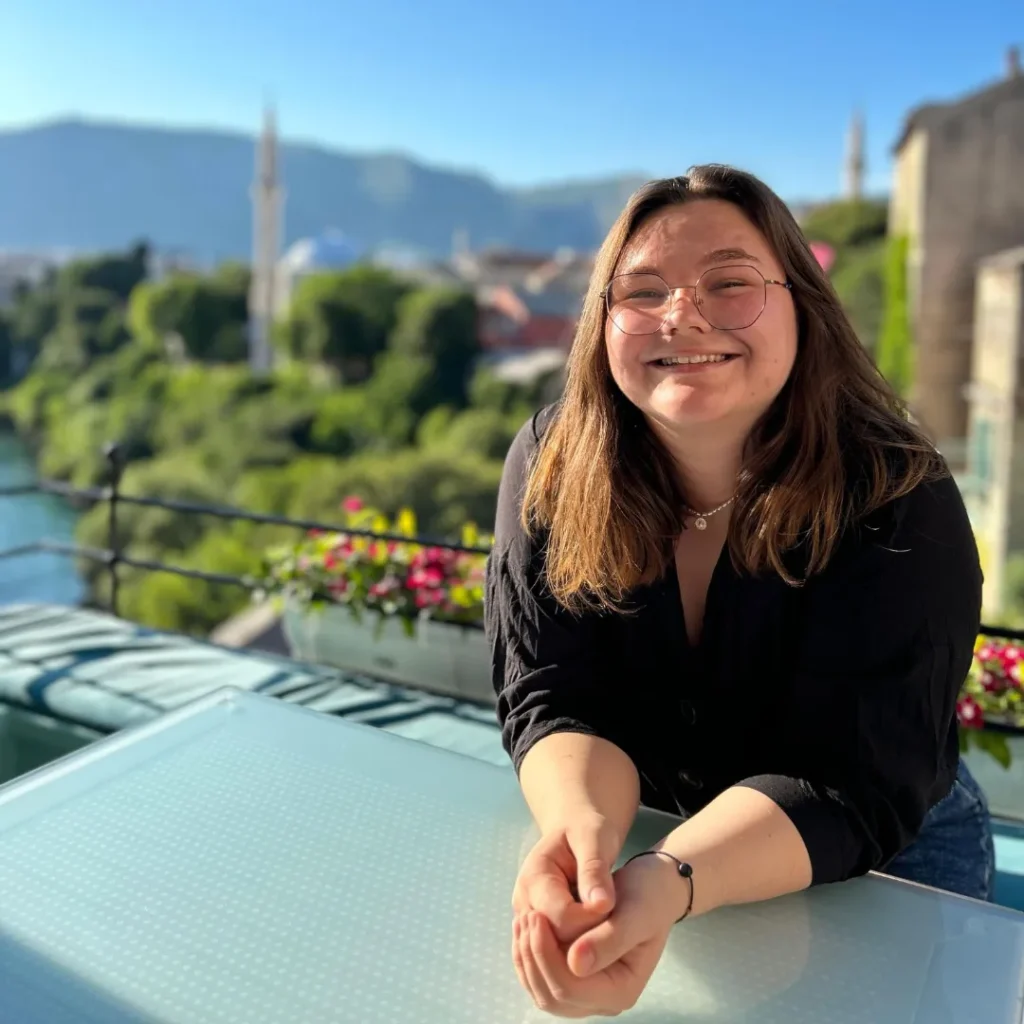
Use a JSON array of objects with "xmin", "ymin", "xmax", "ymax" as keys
[{"xmin": 649, "ymin": 419, "xmax": 746, "ymax": 512}]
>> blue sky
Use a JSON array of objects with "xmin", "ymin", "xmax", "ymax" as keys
[{"xmin": 1, "ymin": 0, "xmax": 1018, "ymax": 199}]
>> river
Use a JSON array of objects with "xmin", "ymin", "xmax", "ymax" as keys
[{"xmin": 0, "ymin": 431, "xmax": 84, "ymax": 606}]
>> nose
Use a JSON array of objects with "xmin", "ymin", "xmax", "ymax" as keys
[{"xmin": 661, "ymin": 286, "xmax": 707, "ymax": 334}]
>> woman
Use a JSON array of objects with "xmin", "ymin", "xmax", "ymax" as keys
[{"xmin": 485, "ymin": 164, "xmax": 993, "ymax": 1018}]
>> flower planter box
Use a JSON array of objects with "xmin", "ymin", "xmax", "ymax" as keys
[{"xmin": 282, "ymin": 600, "xmax": 494, "ymax": 704}]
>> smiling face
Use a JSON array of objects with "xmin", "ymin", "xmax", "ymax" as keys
[{"xmin": 605, "ymin": 199, "xmax": 798, "ymax": 436}]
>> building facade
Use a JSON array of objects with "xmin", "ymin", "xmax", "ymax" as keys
[
  {"xmin": 964, "ymin": 246, "xmax": 1024, "ymax": 616},
  {"xmin": 889, "ymin": 51, "xmax": 1024, "ymax": 458}
]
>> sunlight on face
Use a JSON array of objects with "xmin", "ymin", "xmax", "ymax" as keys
[{"xmin": 605, "ymin": 199, "xmax": 797, "ymax": 436}]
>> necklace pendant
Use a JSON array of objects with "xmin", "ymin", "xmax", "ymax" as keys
[{"xmin": 694, "ymin": 516, "xmax": 708, "ymax": 531}]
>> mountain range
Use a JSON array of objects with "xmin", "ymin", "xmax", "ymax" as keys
[{"xmin": 0, "ymin": 119, "xmax": 652, "ymax": 264}]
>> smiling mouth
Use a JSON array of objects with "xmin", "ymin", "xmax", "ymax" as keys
[{"xmin": 650, "ymin": 354, "xmax": 738, "ymax": 367}]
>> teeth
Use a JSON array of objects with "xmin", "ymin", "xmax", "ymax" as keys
[{"xmin": 658, "ymin": 354, "xmax": 731, "ymax": 366}]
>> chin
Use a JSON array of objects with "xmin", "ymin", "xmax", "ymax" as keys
[{"xmin": 647, "ymin": 393, "xmax": 738, "ymax": 428}]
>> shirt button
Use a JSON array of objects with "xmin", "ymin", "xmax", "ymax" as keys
[
  {"xmin": 678, "ymin": 770, "xmax": 703, "ymax": 790},
  {"xmin": 679, "ymin": 700, "xmax": 696, "ymax": 725}
]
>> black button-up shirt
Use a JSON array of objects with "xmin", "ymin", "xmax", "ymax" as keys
[{"xmin": 485, "ymin": 408, "xmax": 982, "ymax": 885}]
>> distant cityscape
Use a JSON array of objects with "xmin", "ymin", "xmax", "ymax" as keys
[{"xmin": 2, "ymin": 46, "xmax": 1024, "ymax": 620}]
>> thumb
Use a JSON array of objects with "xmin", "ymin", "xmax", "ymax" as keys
[
  {"xmin": 567, "ymin": 907, "xmax": 646, "ymax": 979},
  {"xmin": 567, "ymin": 823, "xmax": 617, "ymax": 910}
]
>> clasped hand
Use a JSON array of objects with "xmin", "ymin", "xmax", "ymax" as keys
[{"xmin": 511, "ymin": 814, "xmax": 680, "ymax": 1018}]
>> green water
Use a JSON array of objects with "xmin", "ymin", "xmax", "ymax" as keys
[{"xmin": 0, "ymin": 432, "xmax": 84, "ymax": 605}]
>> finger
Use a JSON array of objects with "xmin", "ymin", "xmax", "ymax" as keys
[
  {"xmin": 568, "ymin": 910, "xmax": 648, "ymax": 978},
  {"xmin": 568, "ymin": 832, "xmax": 616, "ymax": 911},
  {"xmin": 529, "ymin": 912, "xmax": 589, "ymax": 1015},
  {"xmin": 525, "ymin": 872, "xmax": 605, "ymax": 942},
  {"xmin": 511, "ymin": 915, "xmax": 529, "ymax": 994},
  {"xmin": 518, "ymin": 913, "xmax": 556, "ymax": 1013},
  {"xmin": 533, "ymin": 913, "xmax": 630, "ymax": 1018}
]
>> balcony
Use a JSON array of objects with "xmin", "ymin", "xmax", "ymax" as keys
[{"xmin": 6, "ymin": 468, "xmax": 1024, "ymax": 1019}]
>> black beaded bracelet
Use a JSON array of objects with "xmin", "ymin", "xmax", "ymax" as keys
[{"xmin": 622, "ymin": 850, "xmax": 695, "ymax": 923}]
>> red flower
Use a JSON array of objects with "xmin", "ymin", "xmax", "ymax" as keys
[
  {"xmin": 324, "ymin": 551, "xmax": 337, "ymax": 570},
  {"xmin": 341, "ymin": 496, "xmax": 364, "ymax": 513},
  {"xmin": 408, "ymin": 566, "xmax": 445, "ymax": 589},
  {"xmin": 980, "ymin": 669, "xmax": 1003, "ymax": 694},
  {"xmin": 957, "ymin": 695, "xmax": 984, "ymax": 729}
]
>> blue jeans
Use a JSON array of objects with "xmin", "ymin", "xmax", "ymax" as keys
[{"xmin": 883, "ymin": 758, "xmax": 995, "ymax": 901}]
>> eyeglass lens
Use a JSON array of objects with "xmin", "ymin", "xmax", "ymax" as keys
[{"xmin": 605, "ymin": 265, "xmax": 768, "ymax": 333}]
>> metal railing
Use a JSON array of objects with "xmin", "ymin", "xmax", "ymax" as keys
[
  {"xmin": 0, "ymin": 442, "xmax": 490, "ymax": 618},
  {"xmin": 0, "ymin": 442, "xmax": 1021, "ymax": 645}
]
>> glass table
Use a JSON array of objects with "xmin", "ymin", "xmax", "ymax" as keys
[{"xmin": 1, "ymin": 688, "xmax": 1023, "ymax": 1023}]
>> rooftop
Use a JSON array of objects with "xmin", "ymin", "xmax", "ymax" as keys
[{"xmin": 894, "ymin": 54, "xmax": 1024, "ymax": 151}]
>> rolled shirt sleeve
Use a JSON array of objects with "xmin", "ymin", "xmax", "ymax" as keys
[{"xmin": 735, "ymin": 472, "xmax": 983, "ymax": 885}]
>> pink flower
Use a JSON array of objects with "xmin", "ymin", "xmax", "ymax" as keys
[
  {"xmin": 957, "ymin": 695, "xmax": 984, "ymax": 729},
  {"xmin": 369, "ymin": 578, "xmax": 399, "ymax": 599},
  {"xmin": 408, "ymin": 566, "xmax": 445, "ymax": 589},
  {"xmin": 341, "ymin": 496, "xmax": 364, "ymax": 513},
  {"xmin": 980, "ymin": 670, "xmax": 1003, "ymax": 694}
]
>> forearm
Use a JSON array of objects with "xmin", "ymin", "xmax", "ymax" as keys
[
  {"xmin": 654, "ymin": 786, "xmax": 813, "ymax": 918},
  {"xmin": 519, "ymin": 731, "xmax": 640, "ymax": 842}
]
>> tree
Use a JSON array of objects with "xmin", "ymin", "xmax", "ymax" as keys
[
  {"xmin": 877, "ymin": 235, "xmax": 914, "ymax": 398},
  {"xmin": 830, "ymin": 240, "xmax": 886, "ymax": 352},
  {"xmin": 129, "ymin": 273, "xmax": 248, "ymax": 362},
  {"xmin": 800, "ymin": 200, "xmax": 888, "ymax": 249},
  {"xmin": 278, "ymin": 266, "xmax": 410, "ymax": 382},
  {"xmin": 126, "ymin": 529, "xmax": 259, "ymax": 635},
  {"xmin": 0, "ymin": 314, "xmax": 11, "ymax": 385},
  {"xmin": 429, "ymin": 407, "xmax": 521, "ymax": 460},
  {"xmin": 389, "ymin": 287, "xmax": 480, "ymax": 408},
  {"xmin": 9, "ymin": 281, "xmax": 59, "ymax": 357},
  {"xmin": 58, "ymin": 243, "xmax": 149, "ymax": 302}
]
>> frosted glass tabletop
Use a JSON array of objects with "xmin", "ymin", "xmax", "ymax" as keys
[{"xmin": 1, "ymin": 689, "xmax": 1023, "ymax": 1024}]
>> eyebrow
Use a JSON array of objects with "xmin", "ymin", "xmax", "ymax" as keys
[
  {"xmin": 698, "ymin": 247, "xmax": 762, "ymax": 267},
  {"xmin": 617, "ymin": 248, "xmax": 762, "ymax": 277}
]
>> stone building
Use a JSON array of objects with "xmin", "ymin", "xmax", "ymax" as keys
[
  {"xmin": 963, "ymin": 247, "xmax": 1024, "ymax": 615},
  {"xmin": 889, "ymin": 48, "xmax": 1024, "ymax": 461}
]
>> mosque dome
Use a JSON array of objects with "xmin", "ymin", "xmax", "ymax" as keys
[{"xmin": 279, "ymin": 229, "xmax": 364, "ymax": 274}]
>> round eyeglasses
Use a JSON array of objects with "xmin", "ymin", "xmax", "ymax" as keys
[{"xmin": 602, "ymin": 265, "xmax": 792, "ymax": 334}]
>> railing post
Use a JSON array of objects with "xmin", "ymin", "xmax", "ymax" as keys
[{"xmin": 103, "ymin": 442, "xmax": 124, "ymax": 616}]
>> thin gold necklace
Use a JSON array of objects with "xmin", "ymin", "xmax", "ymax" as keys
[{"xmin": 683, "ymin": 495, "xmax": 736, "ymax": 531}]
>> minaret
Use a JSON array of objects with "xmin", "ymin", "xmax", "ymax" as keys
[
  {"xmin": 248, "ymin": 105, "xmax": 284, "ymax": 374},
  {"xmin": 843, "ymin": 110, "xmax": 865, "ymax": 201}
]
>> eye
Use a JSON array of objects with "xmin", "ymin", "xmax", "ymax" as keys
[{"xmin": 706, "ymin": 278, "xmax": 752, "ymax": 292}]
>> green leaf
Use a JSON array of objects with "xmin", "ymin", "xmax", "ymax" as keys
[{"xmin": 971, "ymin": 729, "xmax": 1013, "ymax": 770}]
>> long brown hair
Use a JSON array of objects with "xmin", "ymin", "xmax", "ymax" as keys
[{"xmin": 522, "ymin": 164, "xmax": 944, "ymax": 612}]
